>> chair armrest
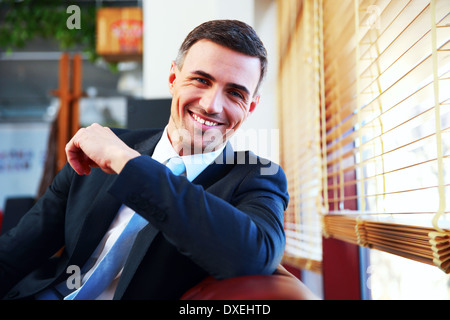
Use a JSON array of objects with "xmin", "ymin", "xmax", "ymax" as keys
[{"xmin": 181, "ymin": 265, "xmax": 319, "ymax": 300}]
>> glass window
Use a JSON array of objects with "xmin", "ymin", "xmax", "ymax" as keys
[{"xmin": 368, "ymin": 250, "xmax": 450, "ymax": 299}]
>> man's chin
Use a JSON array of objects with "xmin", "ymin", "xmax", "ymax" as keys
[{"xmin": 169, "ymin": 124, "xmax": 227, "ymax": 154}]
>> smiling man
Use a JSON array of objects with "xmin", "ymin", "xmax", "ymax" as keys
[{"xmin": 0, "ymin": 20, "xmax": 289, "ymax": 300}]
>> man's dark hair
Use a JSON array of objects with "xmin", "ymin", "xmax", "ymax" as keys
[{"xmin": 175, "ymin": 19, "xmax": 267, "ymax": 96}]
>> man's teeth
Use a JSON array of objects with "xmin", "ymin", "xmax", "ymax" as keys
[{"xmin": 192, "ymin": 113, "xmax": 218, "ymax": 126}]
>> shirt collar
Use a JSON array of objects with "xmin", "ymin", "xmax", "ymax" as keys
[{"xmin": 151, "ymin": 126, "xmax": 225, "ymax": 181}]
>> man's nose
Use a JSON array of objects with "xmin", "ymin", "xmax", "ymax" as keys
[{"xmin": 200, "ymin": 88, "xmax": 224, "ymax": 114}]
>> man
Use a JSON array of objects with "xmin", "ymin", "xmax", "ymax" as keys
[{"xmin": 0, "ymin": 19, "xmax": 288, "ymax": 300}]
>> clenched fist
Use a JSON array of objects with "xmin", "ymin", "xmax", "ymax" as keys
[{"xmin": 65, "ymin": 123, "xmax": 141, "ymax": 175}]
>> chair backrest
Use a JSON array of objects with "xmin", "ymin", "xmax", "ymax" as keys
[{"xmin": 0, "ymin": 197, "xmax": 35, "ymax": 235}]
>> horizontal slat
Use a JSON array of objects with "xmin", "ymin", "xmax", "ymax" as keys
[{"xmin": 282, "ymin": 254, "xmax": 322, "ymax": 273}]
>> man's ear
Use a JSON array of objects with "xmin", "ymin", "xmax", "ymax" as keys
[
  {"xmin": 248, "ymin": 95, "xmax": 261, "ymax": 114},
  {"xmin": 168, "ymin": 61, "xmax": 177, "ymax": 94}
]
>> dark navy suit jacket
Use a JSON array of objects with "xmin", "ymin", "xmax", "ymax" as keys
[{"xmin": 0, "ymin": 128, "xmax": 288, "ymax": 300}]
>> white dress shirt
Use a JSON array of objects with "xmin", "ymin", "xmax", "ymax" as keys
[{"xmin": 78, "ymin": 127, "xmax": 225, "ymax": 299}]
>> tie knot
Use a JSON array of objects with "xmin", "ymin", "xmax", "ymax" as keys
[{"xmin": 166, "ymin": 157, "xmax": 186, "ymax": 176}]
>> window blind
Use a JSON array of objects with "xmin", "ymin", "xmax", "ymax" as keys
[
  {"xmin": 322, "ymin": 0, "xmax": 450, "ymax": 273},
  {"xmin": 278, "ymin": 0, "xmax": 450, "ymax": 274},
  {"xmin": 278, "ymin": 0, "xmax": 324, "ymax": 273}
]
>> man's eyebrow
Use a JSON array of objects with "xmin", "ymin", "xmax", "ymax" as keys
[
  {"xmin": 191, "ymin": 70, "xmax": 251, "ymax": 97},
  {"xmin": 227, "ymin": 83, "xmax": 251, "ymax": 97},
  {"xmin": 192, "ymin": 70, "xmax": 216, "ymax": 81}
]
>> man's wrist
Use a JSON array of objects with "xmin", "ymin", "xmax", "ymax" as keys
[{"xmin": 111, "ymin": 150, "xmax": 141, "ymax": 174}]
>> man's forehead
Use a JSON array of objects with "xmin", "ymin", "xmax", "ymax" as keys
[
  {"xmin": 185, "ymin": 40, "xmax": 258, "ymax": 66},
  {"xmin": 182, "ymin": 40, "xmax": 261, "ymax": 93}
]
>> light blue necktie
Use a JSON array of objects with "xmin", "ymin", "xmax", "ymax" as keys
[
  {"xmin": 64, "ymin": 212, "xmax": 148, "ymax": 300},
  {"xmin": 63, "ymin": 156, "xmax": 186, "ymax": 300},
  {"xmin": 165, "ymin": 156, "xmax": 186, "ymax": 176}
]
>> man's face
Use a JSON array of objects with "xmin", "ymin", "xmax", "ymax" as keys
[{"xmin": 167, "ymin": 39, "xmax": 261, "ymax": 155}]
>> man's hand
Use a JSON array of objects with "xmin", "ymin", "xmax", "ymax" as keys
[{"xmin": 65, "ymin": 123, "xmax": 141, "ymax": 175}]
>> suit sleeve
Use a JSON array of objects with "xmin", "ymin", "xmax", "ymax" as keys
[
  {"xmin": 108, "ymin": 155, "xmax": 288, "ymax": 279},
  {"xmin": 0, "ymin": 163, "xmax": 74, "ymax": 297}
]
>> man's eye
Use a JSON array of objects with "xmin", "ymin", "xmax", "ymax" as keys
[
  {"xmin": 229, "ymin": 91, "xmax": 244, "ymax": 100},
  {"xmin": 195, "ymin": 78, "xmax": 209, "ymax": 85}
]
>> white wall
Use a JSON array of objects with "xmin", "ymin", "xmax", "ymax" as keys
[
  {"xmin": 142, "ymin": 0, "xmax": 279, "ymax": 162},
  {"xmin": 237, "ymin": 0, "xmax": 279, "ymax": 162}
]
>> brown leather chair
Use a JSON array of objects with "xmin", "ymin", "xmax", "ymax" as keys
[{"xmin": 181, "ymin": 265, "xmax": 319, "ymax": 300}]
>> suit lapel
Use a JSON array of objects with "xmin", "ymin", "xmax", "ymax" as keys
[
  {"xmin": 67, "ymin": 173, "xmax": 123, "ymax": 266},
  {"xmin": 133, "ymin": 130, "xmax": 163, "ymax": 156},
  {"xmin": 113, "ymin": 222, "xmax": 159, "ymax": 299},
  {"xmin": 192, "ymin": 142, "xmax": 235, "ymax": 189}
]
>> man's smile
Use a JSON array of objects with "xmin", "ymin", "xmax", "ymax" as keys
[{"xmin": 189, "ymin": 111, "xmax": 223, "ymax": 128}]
